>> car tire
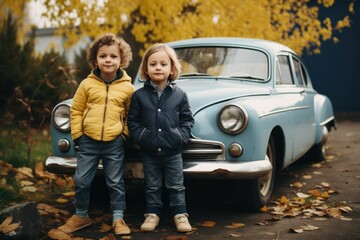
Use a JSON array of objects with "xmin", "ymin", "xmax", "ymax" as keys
[
  {"xmin": 306, "ymin": 141, "xmax": 326, "ymax": 163},
  {"xmin": 242, "ymin": 136, "xmax": 276, "ymax": 211},
  {"xmin": 306, "ymin": 126, "xmax": 328, "ymax": 163}
]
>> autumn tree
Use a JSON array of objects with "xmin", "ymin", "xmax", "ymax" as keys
[
  {"xmin": 34, "ymin": 0, "xmax": 354, "ymax": 56},
  {"xmin": 1, "ymin": 0, "xmax": 355, "ymax": 57}
]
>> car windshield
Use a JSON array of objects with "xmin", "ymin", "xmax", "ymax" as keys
[{"xmin": 176, "ymin": 47, "xmax": 269, "ymax": 81}]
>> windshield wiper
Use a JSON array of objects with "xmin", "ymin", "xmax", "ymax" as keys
[
  {"xmin": 180, "ymin": 73, "xmax": 211, "ymax": 77},
  {"xmin": 224, "ymin": 73, "xmax": 264, "ymax": 81}
]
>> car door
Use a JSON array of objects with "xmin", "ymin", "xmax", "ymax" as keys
[{"xmin": 275, "ymin": 53, "xmax": 314, "ymax": 162}]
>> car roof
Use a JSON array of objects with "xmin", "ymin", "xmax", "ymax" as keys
[{"xmin": 167, "ymin": 37, "xmax": 296, "ymax": 55}]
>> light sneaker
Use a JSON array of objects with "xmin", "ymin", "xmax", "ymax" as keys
[
  {"xmin": 140, "ymin": 213, "xmax": 160, "ymax": 232},
  {"xmin": 113, "ymin": 219, "xmax": 131, "ymax": 235},
  {"xmin": 58, "ymin": 214, "xmax": 92, "ymax": 233},
  {"xmin": 174, "ymin": 213, "xmax": 192, "ymax": 232}
]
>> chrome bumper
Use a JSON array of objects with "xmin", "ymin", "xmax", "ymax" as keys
[{"xmin": 45, "ymin": 156, "xmax": 272, "ymax": 180}]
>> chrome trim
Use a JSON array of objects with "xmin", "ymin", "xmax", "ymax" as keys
[
  {"xmin": 182, "ymin": 138, "xmax": 226, "ymax": 160},
  {"xmin": 258, "ymin": 106, "xmax": 309, "ymax": 118},
  {"xmin": 320, "ymin": 116, "xmax": 335, "ymax": 126},
  {"xmin": 45, "ymin": 156, "xmax": 272, "ymax": 180}
]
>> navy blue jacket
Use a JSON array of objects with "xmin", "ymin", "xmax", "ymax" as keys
[{"xmin": 128, "ymin": 80, "xmax": 194, "ymax": 155}]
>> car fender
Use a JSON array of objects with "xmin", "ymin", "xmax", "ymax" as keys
[{"xmin": 313, "ymin": 94, "xmax": 335, "ymax": 144}]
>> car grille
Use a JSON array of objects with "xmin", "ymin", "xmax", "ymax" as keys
[{"xmin": 125, "ymin": 138, "xmax": 225, "ymax": 161}]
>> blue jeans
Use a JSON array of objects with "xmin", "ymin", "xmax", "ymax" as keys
[
  {"xmin": 74, "ymin": 135, "xmax": 126, "ymax": 211},
  {"xmin": 142, "ymin": 153, "xmax": 187, "ymax": 216}
]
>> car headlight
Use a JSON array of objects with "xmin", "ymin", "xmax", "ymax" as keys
[
  {"xmin": 52, "ymin": 104, "xmax": 71, "ymax": 132},
  {"xmin": 217, "ymin": 104, "xmax": 248, "ymax": 135}
]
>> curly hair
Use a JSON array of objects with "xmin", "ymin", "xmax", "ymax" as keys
[
  {"xmin": 86, "ymin": 33, "xmax": 132, "ymax": 69},
  {"xmin": 139, "ymin": 43, "xmax": 182, "ymax": 81}
]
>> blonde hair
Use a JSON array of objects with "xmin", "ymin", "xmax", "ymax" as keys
[
  {"xmin": 86, "ymin": 33, "xmax": 132, "ymax": 69},
  {"xmin": 139, "ymin": 43, "xmax": 181, "ymax": 81}
]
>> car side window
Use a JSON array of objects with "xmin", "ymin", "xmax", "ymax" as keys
[
  {"xmin": 293, "ymin": 57, "xmax": 306, "ymax": 86},
  {"xmin": 276, "ymin": 55, "xmax": 294, "ymax": 85}
]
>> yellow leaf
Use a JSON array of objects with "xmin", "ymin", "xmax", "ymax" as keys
[
  {"xmin": 280, "ymin": 195, "xmax": 288, "ymax": 204},
  {"xmin": 327, "ymin": 208, "xmax": 342, "ymax": 218},
  {"xmin": 308, "ymin": 189, "xmax": 321, "ymax": 197},
  {"xmin": 260, "ymin": 205, "xmax": 268, "ymax": 212},
  {"xmin": 302, "ymin": 175, "xmax": 312, "ymax": 179},
  {"xmin": 201, "ymin": 221, "xmax": 216, "ymax": 227},
  {"xmin": 62, "ymin": 191, "xmax": 75, "ymax": 197},
  {"xmin": 56, "ymin": 198, "xmax": 69, "ymax": 203},
  {"xmin": 320, "ymin": 191, "xmax": 329, "ymax": 198}
]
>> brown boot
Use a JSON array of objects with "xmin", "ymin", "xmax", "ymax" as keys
[
  {"xmin": 113, "ymin": 219, "xmax": 131, "ymax": 235},
  {"xmin": 58, "ymin": 214, "xmax": 92, "ymax": 233}
]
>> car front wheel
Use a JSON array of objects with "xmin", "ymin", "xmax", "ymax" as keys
[{"xmin": 242, "ymin": 136, "xmax": 276, "ymax": 211}]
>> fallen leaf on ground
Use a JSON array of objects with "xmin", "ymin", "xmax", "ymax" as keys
[
  {"xmin": 15, "ymin": 167, "xmax": 34, "ymax": 179},
  {"xmin": 165, "ymin": 235, "xmax": 189, "ymax": 240},
  {"xmin": 21, "ymin": 186, "xmax": 37, "ymax": 192},
  {"xmin": 311, "ymin": 163, "xmax": 323, "ymax": 168},
  {"xmin": 339, "ymin": 206, "xmax": 353, "ymax": 213},
  {"xmin": 308, "ymin": 189, "xmax": 321, "ymax": 197},
  {"xmin": 99, "ymin": 223, "xmax": 112, "ymax": 232},
  {"xmin": 280, "ymin": 195, "xmax": 288, "ymax": 204},
  {"xmin": 0, "ymin": 161, "xmax": 13, "ymax": 175},
  {"xmin": 327, "ymin": 208, "xmax": 342, "ymax": 218},
  {"xmin": 301, "ymin": 224, "xmax": 320, "ymax": 231},
  {"xmin": 260, "ymin": 205, "xmax": 268, "ymax": 212},
  {"xmin": 290, "ymin": 182, "xmax": 303, "ymax": 188},
  {"xmin": 302, "ymin": 175, "xmax": 312, "ymax": 179},
  {"xmin": 48, "ymin": 228, "xmax": 72, "ymax": 240},
  {"xmin": 201, "ymin": 220, "xmax": 216, "ymax": 227},
  {"xmin": 99, "ymin": 233, "xmax": 116, "ymax": 240},
  {"xmin": 290, "ymin": 224, "xmax": 320, "ymax": 233},
  {"xmin": 290, "ymin": 228, "xmax": 304, "ymax": 233},
  {"xmin": 56, "ymin": 198, "xmax": 69, "ymax": 203},
  {"xmin": 62, "ymin": 191, "xmax": 75, "ymax": 197},
  {"xmin": 20, "ymin": 180, "xmax": 34, "ymax": 186},
  {"xmin": 224, "ymin": 222, "xmax": 245, "ymax": 229},
  {"xmin": 296, "ymin": 192, "xmax": 311, "ymax": 198},
  {"xmin": 230, "ymin": 233, "xmax": 241, "ymax": 237},
  {"xmin": 0, "ymin": 216, "xmax": 20, "ymax": 234},
  {"xmin": 321, "ymin": 182, "xmax": 330, "ymax": 187},
  {"xmin": 340, "ymin": 216, "xmax": 353, "ymax": 221}
]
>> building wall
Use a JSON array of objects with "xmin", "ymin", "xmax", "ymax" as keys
[{"xmin": 34, "ymin": 28, "xmax": 90, "ymax": 64}]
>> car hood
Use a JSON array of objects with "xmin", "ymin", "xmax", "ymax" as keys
[{"xmin": 174, "ymin": 79, "xmax": 270, "ymax": 114}]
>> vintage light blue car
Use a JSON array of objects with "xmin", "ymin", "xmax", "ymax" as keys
[{"xmin": 45, "ymin": 37, "xmax": 336, "ymax": 210}]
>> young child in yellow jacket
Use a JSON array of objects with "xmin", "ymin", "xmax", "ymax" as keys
[{"xmin": 57, "ymin": 33, "xmax": 134, "ymax": 236}]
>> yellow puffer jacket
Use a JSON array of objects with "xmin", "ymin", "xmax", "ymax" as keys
[{"xmin": 70, "ymin": 69, "xmax": 135, "ymax": 141}]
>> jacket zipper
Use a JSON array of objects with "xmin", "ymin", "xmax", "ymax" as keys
[{"xmin": 101, "ymin": 85, "xmax": 109, "ymax": 140}]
